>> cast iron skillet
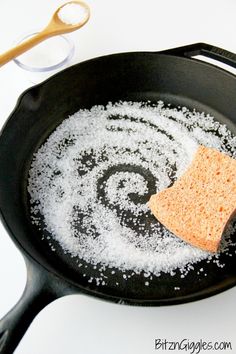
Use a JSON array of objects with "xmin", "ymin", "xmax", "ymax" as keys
[{"xmin": 1, "ymin": 43, "xmax": 236, "ymax": 353}]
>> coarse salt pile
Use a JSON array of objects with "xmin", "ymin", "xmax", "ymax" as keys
[
  {"xmin": 58, "ymin": 3, "xmax": 88, "ymax": 25},
  {"xmin": 28, "ymin": 101, "xmax": 236, "ymax": 285}
]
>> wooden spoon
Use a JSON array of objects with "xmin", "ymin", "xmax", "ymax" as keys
[{"xmin": 0, "ymin": 1, "xmax": 90, "ymax": 68}]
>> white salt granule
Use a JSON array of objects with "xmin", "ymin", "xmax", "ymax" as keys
[
  {"xmin": 58, "ymin": 3, "xmax": 88, "ymax": 25},
  {"xmin": 28, "ymin": 101, "xmax": 236, "ymax": 284}
]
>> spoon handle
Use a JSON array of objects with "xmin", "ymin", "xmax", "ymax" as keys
[{"xmin": 0, "ymin": 30, "xmax": 49, "ymax": 68}]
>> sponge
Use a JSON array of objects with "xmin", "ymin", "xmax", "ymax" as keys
[{"xmin": 148, "ymin": 146, "xmax": 236, "ymax": 252}]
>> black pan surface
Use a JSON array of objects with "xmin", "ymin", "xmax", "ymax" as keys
[{"xmin": 1, "ymin": 47, "xmax": 236, "ymax": 306}]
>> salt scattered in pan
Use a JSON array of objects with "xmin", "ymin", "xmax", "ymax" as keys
[{"xmin": 28, "ymin": 101, "xmax": 236, "ymax": 282}]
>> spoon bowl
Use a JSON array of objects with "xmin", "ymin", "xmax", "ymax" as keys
[{"xmin": 47, "ymin": 1, "xmax": 90, "ymax": 35}]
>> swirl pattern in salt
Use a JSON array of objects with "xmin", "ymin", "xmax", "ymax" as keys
[{"xmin": 28, "ymin": 101, "xmax": 236, "ymax": 280}]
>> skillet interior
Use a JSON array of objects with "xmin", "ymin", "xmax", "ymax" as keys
[{"xmin": 0, "ymin": 52, "xmax": 236, "ymax": 305}]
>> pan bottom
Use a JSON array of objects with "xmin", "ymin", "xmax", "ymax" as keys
[{"xmin": 26, "ymin": 96, "xmax": 236, "ymax": 303}]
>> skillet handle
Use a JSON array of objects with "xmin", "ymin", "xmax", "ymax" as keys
[
  {"xmin": 161, "ymin": 42, "xmax": 236, "ymax": 68},
  {"xmin": 0, "ymin": 258, "xmax": 75, "ymax": 354}
]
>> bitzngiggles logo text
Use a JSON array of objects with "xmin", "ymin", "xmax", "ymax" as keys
[{"xmin": 154, "ymin": 338, "xmax": 232, "ymax": 354}]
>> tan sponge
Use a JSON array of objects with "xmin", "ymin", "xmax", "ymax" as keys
[{"xmin": 148, "ymin": 146, "xmax": 236, "ymax": 252}]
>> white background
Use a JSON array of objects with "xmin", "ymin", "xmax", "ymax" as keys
[{"xmin": 0, "ymin": 1, "xmax": 236, "ymax": 353}]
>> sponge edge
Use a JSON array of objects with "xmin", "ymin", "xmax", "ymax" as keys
[{"xmin": 148, "ymin": 145, "xmax": 236, "ymax": 253}]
